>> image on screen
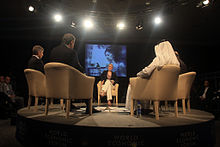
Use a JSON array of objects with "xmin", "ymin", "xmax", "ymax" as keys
[{"xmin": 85, "ymin": 44, "xmax": 127, "ymax": 77}]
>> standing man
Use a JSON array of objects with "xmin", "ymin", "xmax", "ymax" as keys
[
  {"xmin": 28, "ymin": 45, "xmax": 44, "ymax": 73},
  {"xmin": 50, "ymin": 33, "xmax": 99, "ymax": 114}
]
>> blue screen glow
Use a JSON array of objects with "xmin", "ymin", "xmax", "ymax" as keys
[{"xmin": 85, "ymin": 44, "xmax": 127, "ymax": 77}]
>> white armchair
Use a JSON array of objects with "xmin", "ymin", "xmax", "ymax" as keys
[
  {"xmin": 24, "ymin": 69, "xmax": 46, "ymax": 112},
  {"xmin": 177, "ymin": 72, "xmax": 196, "ymax": 114},
  {"xmin": 130, "ymin": 65, "xmax": 180, "ymax": 120},
  {"xmin": 44, "ymin": 62, "xmax": 95, "ymax": 118}
]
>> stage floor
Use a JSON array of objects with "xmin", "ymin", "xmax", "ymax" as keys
[{"xmin": 16, "ymin": 104, "xmax": 216, "ymax": 147}]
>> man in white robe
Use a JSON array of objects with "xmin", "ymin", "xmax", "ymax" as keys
[{"xmin": 125, "ymin": 40, "xmax": 180, "ymax": 110}]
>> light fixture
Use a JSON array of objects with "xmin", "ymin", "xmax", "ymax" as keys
[
  {"xmin": 136, "ymin": 24, "xmax": 143, "ymax": 30},
  {"xmin": 28, "ymin": 5, "xmax": 35, "ymax": 12},
  {"xmin": 53, "ymin": 14, "xmax": 62, "ymax": 22},
  {"xmin": 203, "ymin": 0, "xmax": 210, "ymax": 5},
  {"xmin": 154, "ymin": 16, "xmax": 162, "ymax": 25},
  {"xmin": 116, "ymin": 22, "xmax": 125, "ymax": 30},
  {"xmin": 136, "ymin": 20, "xmax": 144, "ymax": 31},
  {"xmin": 83, "ymin": 19, "xmax": 94, "ymax": 29},
  {"xmin": 70, "ymin": 21, "xmax": 76, "ymax": 28},
  {"xmin": 145, "ymin": 0, "xmax": 151, "ymax": 6},
  {"xmin": 196, "ymin": 0, "xmax": 211, "ymax": 8},
  {"xmin": 92, "ymin": 0, "xmax": 97, "ymax": 3}
]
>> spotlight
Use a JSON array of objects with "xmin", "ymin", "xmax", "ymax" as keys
[
  {"xmin": 154, "ymin": 16, "xmax": 162, "ymax": 25},
  {"xmin": 196, "ymin": 0, "xmax": 211, "ymax": 8},
  {"xmin": 70, "ymin": 21, "xmax": 76, "ymax": 28},
  {"xmin": 53, "ymin": 14, "xmax": 63, "ymax": 22},
  {"xmin": 92, "ymin": 0, "xmax": 97, "ymax": 3},
  {"xmin": 28, "ymin": 5, "xmax": 35, "ymax": 12},
  {"xmin": 203, "ymin": 0, "xmax": 210, "ymax": 5},
  {"xmin": 116, "ymin": 22, "xmax": 125, "ymax": 30},
  {"xmin": 136, "ymin": 24, "xmax": 143, "ymax": 30},
  {"xmin": 145, "ymin": 0, "xmax": 151, "ymax": 6},
  {"xmin": 83, "ymin": 19, "xmax": 93, "ymax": 29}
]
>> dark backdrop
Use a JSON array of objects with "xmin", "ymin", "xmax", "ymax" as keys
[{"xmin": 0, "ymin": 36, "xmax": 219, "ymax": 104}]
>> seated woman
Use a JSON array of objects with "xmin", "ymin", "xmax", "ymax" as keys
[
  {"xmin": 100, "ymin": 64, "xmax": 118, "ymax": 107},
  {"xmin": 125, "ymin": 40, "xmax": 180, "ymax": 110}
]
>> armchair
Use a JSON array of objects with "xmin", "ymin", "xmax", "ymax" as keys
[
  {"xmin": 44, "ymin": 62, "xmax": 95, "ymax": 118},
  {"xmin": 24, "ymin": 69, "xmax": 46, "ymax": 112},
  {"xmin": 177, "ymin": 72, "xmax": 196, "ymax": 114},
  {"xmin": 130, "ymin": 65, "xmax": 180, "ymax": 120}
]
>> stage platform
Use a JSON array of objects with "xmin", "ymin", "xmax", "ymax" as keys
[{"xmin": 16, "ymin": 104, "xmax": 216, "ymax": 147}]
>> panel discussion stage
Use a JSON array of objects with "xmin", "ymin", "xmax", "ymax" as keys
[{"xmin": 16, "ymin": 104, "xmax": 216, "ymax": 147}]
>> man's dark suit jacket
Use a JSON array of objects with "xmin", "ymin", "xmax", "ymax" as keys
[
  {"xmin": 177, "ymin": 56, "xmax": 188, "ymax": 74},
  {"xmin": 100, "ymin": 70, "xmax": 118, "ymax": 85},
  {"xmin": 200, "ymin": 87, "xmax": 214, "ymax": 102},
  {"xmin": 50, "ymin": 44, "xmax": 84, "ymax": 73},
  {"xmin": 27, "ymin": 56, "xmax": 44, "ymax": 73}
]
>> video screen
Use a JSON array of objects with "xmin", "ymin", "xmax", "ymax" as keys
[{"xmin": 85, "ymin": 44, "xmax": 127, "ymax": 77}]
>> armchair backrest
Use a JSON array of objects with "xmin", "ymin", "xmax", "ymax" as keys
[
  {"xmin": 44, "ymin": 62, "xmax": 95, "ymax": 99},
  {"xmin": 24, "ymin": 69, "xmax": 46, "ymax": 97},
  {"xmin": 177, "ymin": 72, "xmax": 196, "ymax": 99},
  {"xmin": 130, "ymin": 65, "xmax": 180, "ymax": 101}
]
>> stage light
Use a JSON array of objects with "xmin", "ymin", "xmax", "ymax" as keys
[
  {"xmin": 83, "ymin": 19, "xmax": 94, "ymax": 29},
  {"xmin": 28, "ymin": 5, "xmax": 35, "ymax": 12},
  {"xmin": 116, "ymin": 22, "xmax": 125, "ymax": 30},
  {"xmin": 145, "ymin": 0, "xmax": 151, "ymax": 6},
  {"xmin": 136, "ymin": 24, "xmax": 143, "ymax": 31},
  {"xmin": 154, "ymin": 16, "xmax": 162, "ymax": 25},
  {"xmin": 136, "ymin": 19, "xmax": 144, "ymax": 31},
  {"xmin": 70, "ymin": 21, "xmax": 76, "ymax": 28},
  {"xmin": 196, "ymin": 0, "xmax": 211, "ymax": 8},
  {"xmin": 92, "ymin": 0, "xmax": 97, "ymax": 3},
  {"xmin": 203, "ymin": 0, "xmax": 209, "ymax": 5},
  {"xmin": 53, "ymin": 14, "xmax": 62, "ymax": 22}
]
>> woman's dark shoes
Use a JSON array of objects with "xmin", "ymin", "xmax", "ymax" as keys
[
  {"xmin": 85, "ymin": 108, "xmax": 101, "ymax": 114},
  {"xmin": 64, "ymin": 105, "xmax": 80, "ymax": 112}
]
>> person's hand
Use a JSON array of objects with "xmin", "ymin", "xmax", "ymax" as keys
[
  {"xmin": 8, "ymin": 94, "xmax": 15, "ymax": 98},
  {"xmin": 111, "ymin": 80, "xmax": 115, "ymax": 84},
  {"xmin": 200, "ymin": 96, "xmax": 205, "ymax": 100}
]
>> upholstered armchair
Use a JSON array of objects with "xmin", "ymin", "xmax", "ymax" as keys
[
  {"xmin": 97, "ymin": 81, "xmax": 119, "ymax": 106},
  {"xmin": 44, "ymin": 62, "xmax": 95, "ymax": 118},
  {"xmin": 24, "ymin": 69, "xmax": 46, "ymax": 112},
  {"xmin": 177, "ymin": 72, "xmax": 196, "ymax": 114},
  {"xmin": 130, "ymin": 65, "xmax": 180, "ymax": 120}
]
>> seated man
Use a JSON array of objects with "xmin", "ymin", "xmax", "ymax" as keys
[
  {"xmin": 125, "ymin": 40, "xmax": 180, "ymax": 112},
  {"xmin": 4, "ymin": 76, "xmax": 24, "ymax": 109},
  {"xmin": 199, "ymin": 80, "xmax": 214, "ymax": 111},
  {"xmin": 100, "ymin": 64, "xmax": 118, "ymax": 107}
]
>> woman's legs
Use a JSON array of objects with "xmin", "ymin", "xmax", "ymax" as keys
[{"xmin": 102, "ymin": 80, "xmax": 113, "ymax": 106}]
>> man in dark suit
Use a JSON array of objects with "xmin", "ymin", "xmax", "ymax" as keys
[
  {"xmin": 28, "ymin": 45, "xmax": 44, "ymax": 73},
  {"xmin": 199, "ymin": 80, "xmax": 214, "ymax": 111},
  {"xmin": 50, "ymin": 33, "xmax": 84, "ymax": 73},
  {"xmin": 50, "ymin": 33, "xmax": 99, "ymax": 114},
  {"xmin": 175, "ymin": 51, "xmax": 188, "ymax": 74}
]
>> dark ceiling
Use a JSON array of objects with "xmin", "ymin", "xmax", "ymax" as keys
[
  {"xmin": 1, "ymin": 0, "xmax": 220, "ymax": 44},
  {"xmin": 0, "ymin": 0, "xmax": 220, "ymax": 82}
]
